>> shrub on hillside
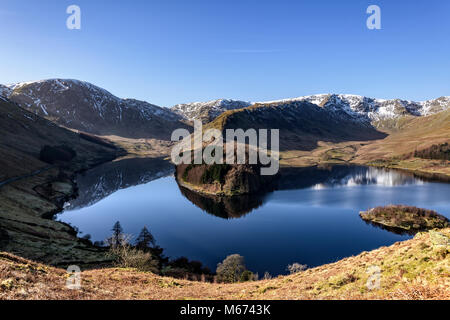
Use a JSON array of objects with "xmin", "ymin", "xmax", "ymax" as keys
[
  {"xmin": 216, "ymin": 254, "xmax": 248, "ymax": 283},
  {"xmin": 169, "ymin": 257, "xmax": 212, "ymax": 275},
  {"xmin": 240, "ymin": 270, "xmax": 255, "ymax": 282},
  {"xmin": 108, "ymin": 243, "xmax": 159, "ymax": 273}
]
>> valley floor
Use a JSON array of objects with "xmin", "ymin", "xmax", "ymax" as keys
[{"xmin": 1, "ymin": 228, "xmax": 448, "ymax": 300}]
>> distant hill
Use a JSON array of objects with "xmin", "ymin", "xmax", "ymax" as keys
[
  {"xmin": 171, "ymin": 99, "xmax": 251, "ymax": 124},
  {"xmin": 256, "ymin": 94, "xmax": 450, "ymax": 123}
]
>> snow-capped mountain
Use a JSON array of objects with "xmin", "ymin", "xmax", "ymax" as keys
[
  {"xmin": 256, "ymin": 94, "xmax": 450, "ymax": 123},
  {"xmin": 171, "ymin": 94, "xmax": 449, "ymax": 125},
  {"xmin": 171, "ymin": 99, "xmax": 252, "ymax": 123},
  {"xmin": 2, "ymin": 79, "xmax": 189, "ymax": 139},
  {"xmin": 2, "ymin": 78, "xmax": 448, "ymax": 138},
  {"xmin": 0, "ymin": 85, "xmax": 11, "ymax": 101}
]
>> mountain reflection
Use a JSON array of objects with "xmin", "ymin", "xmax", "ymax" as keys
[
  {"xmin": 64, "ymin": 157, "xmax": 173, "ymax": 211},
  {"xmin": 178, "ymin": 185, "xmax": 266, "ymax": 219},
  {"xmin": 278, "ymin": 165, "xmax": 424, "ymax": 190}
]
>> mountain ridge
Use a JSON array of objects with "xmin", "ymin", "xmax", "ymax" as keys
[
  {"xmin": 1, "ymin": 79, "xmax": 190, "ymax": 140},
  {"xmin": 1, "ymin": 79, "xmax": 448, "ymax": 140},
  {"xmin": 172, "ymin": 93, "xmax": 450, "ymax": 125}
]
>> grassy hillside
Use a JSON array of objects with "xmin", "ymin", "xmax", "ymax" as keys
[
  {"xmin": 0, "ymin": 99, "xmax": 123, "ymax": 266},
  {"xmin": 1, "ymin": 228, "xmax": 448, "ymax": 300}
]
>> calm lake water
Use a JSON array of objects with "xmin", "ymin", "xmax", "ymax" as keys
[{"xmin": 60, "ymin": 158, "xmax": 450, "ymax": 276}]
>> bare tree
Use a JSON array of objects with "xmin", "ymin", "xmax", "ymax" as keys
[{"xmin": 287, "ymin": 263, "xmax": 307, "ymax": 274}]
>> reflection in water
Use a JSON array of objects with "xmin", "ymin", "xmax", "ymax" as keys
[
  {"xmin": 311, "ymin": 166, "xmax": 424, "ymax": 189},
  {"xmin": 177, "ymin": 165, "xmax": 431, "ymax": 220},
  {"xmin": 178, "ymin": 185, "xmax": 265, "ymax": 219},
  {"xmin": 278, "ymin": 165, "xmax": 425, "ymax": 191},
  {"xmin": 65, "ymin": 157, "xmax": 173, "ymax": 211},
  {"xmin": 361, "ymin": 220, "xmax": 418, "ymax": 236},
  {"xmin": 66, "ymin": 161, "xmax": 441, "ymax": 223}
]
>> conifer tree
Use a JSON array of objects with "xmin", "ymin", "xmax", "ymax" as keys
[{"xmin": 135, "ymin": 226, "xmax": 155, "ymax": 250}]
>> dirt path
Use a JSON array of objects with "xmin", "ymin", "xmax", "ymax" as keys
[{"xmin": 0, "ymin": 165, "xmax": 54, "ymax": 188}]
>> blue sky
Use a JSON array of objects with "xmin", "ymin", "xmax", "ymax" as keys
[{"xmin": 1, "ymin": 0, "xmax": 449, "ymax": 106}]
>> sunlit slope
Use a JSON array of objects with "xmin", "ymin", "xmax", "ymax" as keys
[{"xmin": 355, "ymin": 109, "xmax": 450, "ymax": 161}]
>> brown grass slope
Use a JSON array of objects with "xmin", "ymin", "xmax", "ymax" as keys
[
  {"xmin": 0, "ymin": 228, "xmax": 448, "ymax": 300},
  {"xmin": 356, "ymin": 109, "xmax": 450, "ymax": 162}
]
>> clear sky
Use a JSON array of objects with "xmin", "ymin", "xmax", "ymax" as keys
[{"xmin": 1, "ymin": 0, "xmax": 449, "ymax": 106}]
